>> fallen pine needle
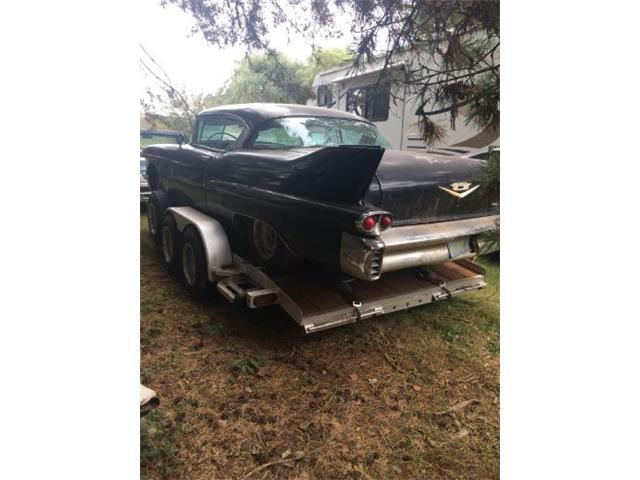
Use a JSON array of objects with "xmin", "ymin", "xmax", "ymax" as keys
[
  {"xmin": 243, "ymin": 453, "xmax": 305, "ymax": 478},
  {"xmin": 455, "ymin": 373, "xmax": 478, "ymax": 383},
  {"xmin": 433, "ymin": 398, "xmax": 480, "ymax": 416}
]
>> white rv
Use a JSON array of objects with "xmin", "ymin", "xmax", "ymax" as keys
[{"xmin": 310, "ymin": 57, "xmax": 499, "ymax": 153}]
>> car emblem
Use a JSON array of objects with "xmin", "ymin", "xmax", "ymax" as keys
[{"xmin": 438, "ymin": 181, "xmax": 480, "ymax": 199}]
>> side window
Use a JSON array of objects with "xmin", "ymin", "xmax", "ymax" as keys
[
  {"xmin": 346, "ymin": 88, "xmax": 367, "ymax": 118},
  {"xmin": 196, "ymin": 116, "xmax": 246, "ymax": 150},
  {"xmin": 370, "ymin": 83, "xmax": 390, "ymax": 122},
  {"xmin": 198, "ymin": 119, "xmax": 223, "ymax": 144},
  {"xmin": 346, "ymin": 83, "xmax": 390, "ymax": 122}
]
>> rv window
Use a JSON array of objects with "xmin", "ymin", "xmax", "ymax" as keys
[
  {"xmin": 346, "ymin": 83, "xmax": 390, "ymax": 122},
  {"xmin": 317, "ymin": 85, "xmax": 333, "ymax": 106},
  {"xmin": 370, "ymin": 84, "xmax": 390, "ymax": 121}
]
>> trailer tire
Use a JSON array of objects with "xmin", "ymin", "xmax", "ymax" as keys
[
  {"xmin": 161, "ymin": 214, "xmax": 181, "ymax": 276},
  {"xmin": 180, "ymin": 227, "xmax": 210, "ymax": 299},
  {"xmin": 148, "ymin": 190, "xmax": 169, "ymax": 246},
  {"xmin": 248, "ymin": 219, "xmax": 304, "ymax": 275}
]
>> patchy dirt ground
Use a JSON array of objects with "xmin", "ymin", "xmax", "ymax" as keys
[{"xmin": 140, "ymin": 211, "xmax": 500, "ymax": 480}]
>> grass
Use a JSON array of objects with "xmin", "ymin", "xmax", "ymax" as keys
[{"xmin": 140, "ymin": 208, "xmax": 499, "ymax": 479}]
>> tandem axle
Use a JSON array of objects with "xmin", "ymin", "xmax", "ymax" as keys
[{"xmin": 152, "ymin": 205, "xmax": 487, "ymax": 334}]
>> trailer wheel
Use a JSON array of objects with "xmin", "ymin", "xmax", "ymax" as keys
[
  {"xmin": 148, "ymin": 191, "xmax": 168, "ymax": 246},
  {"xmin": 180, "ymin": 227, "xmax": 210, "ymax": 299},
  {"xmin": 161, "ymin": 214, "xmax": 181, "ymax": 276},
  {"xmin": 248, "ymin": 219, "xmax": 303, "ymax": 275}
]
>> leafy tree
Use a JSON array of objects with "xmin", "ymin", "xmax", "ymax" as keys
[
  {"xmin": 217, "ymin": 52, "xmax": 307, "ymax": 104},
  {"xmin": 218, "ymin": 48, "xmax": 351, "ymax": 104},
  {"xmin": 299, "ymin": 47, "xmax": 352, "ymax": 87},
  {"xmin": 162, "ymin": 0, "xmax": 499, "ymax": 145}
]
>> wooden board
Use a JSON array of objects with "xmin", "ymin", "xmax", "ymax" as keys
[{"xmin": 275, "ymin": 261, "xmax": 480, "ymax": 316}]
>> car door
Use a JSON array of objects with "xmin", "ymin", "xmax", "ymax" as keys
[
  {"xmin": 171, "ymin": 115, "xmax": 235, "ymax": 210},
  {"xmin": 166, "ymin": 137, "xmax": 209, "ymax": 210},
  {"xmin": 190, "ymin": 114, "xmax": 248, "ymax": 219}
]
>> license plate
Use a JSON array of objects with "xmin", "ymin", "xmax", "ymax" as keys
[{"xmin": 447, "ymin": 237, "xmax": 470, "ymax": 258}]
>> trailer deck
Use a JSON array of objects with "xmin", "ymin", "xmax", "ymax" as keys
[{"xmin": 218, "ymin": 256, "xmax": 487, "ymax": 333}]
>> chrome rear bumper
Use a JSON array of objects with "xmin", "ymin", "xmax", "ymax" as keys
[{"xmin": 340, "ymin": 215, "xmax": 499, "ymax": 281}]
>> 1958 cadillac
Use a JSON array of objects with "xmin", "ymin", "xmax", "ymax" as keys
[
  {"xmin": 140, "ymin": 129, "xmax": 188, "ymax": 202},
  {"xmin": 142, "ymin": 103, "xmax": 498, "ymax": 283}
]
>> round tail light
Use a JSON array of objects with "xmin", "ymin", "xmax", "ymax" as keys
[
  {"xmin": 380, "ymin": 214, "xmax": 393, "ymax": 230},
  {"xmin": 361, "ymin": 215, "xmax": 377, "ymax": 231}
]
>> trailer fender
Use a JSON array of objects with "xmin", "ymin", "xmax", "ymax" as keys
[{"xmin": 166, "ymin": 207, "xmax": 233, "ymax": 281}]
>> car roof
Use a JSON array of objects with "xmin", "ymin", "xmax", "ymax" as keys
[{"xmin": 197, "ymin": 103, "xmax": 369, "ymax": 127}]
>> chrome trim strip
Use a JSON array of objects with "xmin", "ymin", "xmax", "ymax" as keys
[{"xmin": 381, "ymin": 215, "xmax": 499, "ymax": 252}]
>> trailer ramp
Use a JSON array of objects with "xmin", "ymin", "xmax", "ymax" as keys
[{"xmin": 227, "ymin": 256, "xmax": 486, "ymax": 333}]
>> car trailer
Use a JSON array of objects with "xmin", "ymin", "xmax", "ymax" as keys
[{"xmin": 158, "ymin": 206, "xmax": 488, "ymax": 334}]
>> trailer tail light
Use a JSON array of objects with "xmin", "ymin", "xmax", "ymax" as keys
[
  {"xmin": 362, "ymin": 215, "xmax": 377, "ymax": 231},
  {"xmin": 379, "ymin": 214, "xmax": 393, "ymax": 230},
  {"xmin": 253, "ymin": 293, "xmax": 278, "ymax": 306},
  {"xmin": 246, "ymin": 289, "xmax": 279, "ymax": 308}
]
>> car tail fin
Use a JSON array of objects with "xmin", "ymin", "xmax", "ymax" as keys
[{"xmin": 281, "ymin": 145, "xmax": 385, "ymax": 204}]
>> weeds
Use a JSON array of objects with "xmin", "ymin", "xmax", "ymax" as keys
[
  {"xmin": 145, "ymin": 315, "xmax": 165, "ymax": 338},
  {"xmin": 140, "ymin": 290, "xmax": 175, "ymax": 315},
  {"xmin": 431, "ymin": 315, "xmax": 468, "ymax": 344},
  {"xmin": 485, "ymin": 339, "xmax": 500, "ymax": 354},
  {"xmin": 190, "ymin": 314, "xmax": 225, "ymax": 336},
  {"xmin": 204, "ymin": 323, "xmax": 225, "ymax": 336},
  {"xmin": 231, "ymin": 355, "xmax": 264, "ymax": 375},
  {"xmin": 140, "ymin": 410, "xmax": 180, "ymax": 477}
]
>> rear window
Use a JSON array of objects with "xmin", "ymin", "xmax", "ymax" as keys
[{"xmin": 251, "ymin": 116, "xmax": 391, "ymax": 149}]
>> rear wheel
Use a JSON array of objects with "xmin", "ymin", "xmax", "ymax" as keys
[
  {"xmin": 161, "ymin": 214, "xmax": 181, "ymax": 276},
  {"xmin": 180, "ymin": 227, "xmax": 210, "ymax": 299},
  {"xmin": 147, "ymin": 190, "xmax": 169, "ymax": 246},
  {"xmin": 248, "ymin": 219, "xmax": 303, "ymax": 275}
]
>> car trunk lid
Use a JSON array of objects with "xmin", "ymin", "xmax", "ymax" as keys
[{"xmin": 367, "ymin": 149, "xmax": 494, "ymax": 225}]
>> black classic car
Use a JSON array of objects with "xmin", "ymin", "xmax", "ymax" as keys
[
  {"xmin": 140, "ymin": 129, "xmax": 188, "ymax": 202},
  {"xmin": 143, "ymin": 103, "xmax": 498, "ymax": 284}
]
